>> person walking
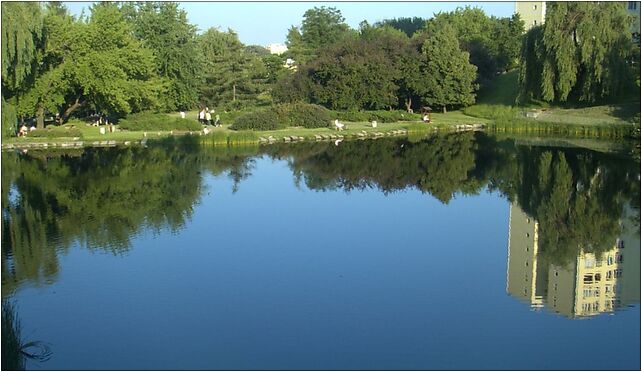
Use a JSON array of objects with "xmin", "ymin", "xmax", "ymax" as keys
[
  {"xmin": 205, "ymin": 110, "xmax": 212, "ymax": 126},
  {"xmin": 199, "ymin": 109, "xmax": 205, "ymax": 124}
]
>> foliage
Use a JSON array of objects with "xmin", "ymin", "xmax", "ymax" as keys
[
  {"xmin": 272, "ymin": 103, "xmax": 331, "ymax": 128},
  {"xmin": 285, "ymin": 6, "xmax": 354, "ymax": 64},
  {"xmin": 27, "ymin": 126, "xmax": 83, "ymax": 138},
  {"xmin": 123, "ymin": 2, "xmax": 201, "ymax": 111},
  {"xmin": 305, "ymin": 37, "xmax": 399, "ymax": 110},
  {"xmin": 230, "ymin": 108, "xmax": 282, "ymax": 130},
  {"xmin": 230, "ymin": 103, "xmax": 331, "ymax": 130},
  {"xmin": 329, "ymin": 110, "xmax": 419, "ymax": 123},
  {"xmin": 1, "ymin": 2, "xmax": 43, "ymax": 92},
  {"xmin": 197, "ymin": 27, "xmax": 264, "ymax": 109},
  {"xmin": 518, "ymin": 2, "xmax": 636, "ymax": 104},
  {"xmin": 425, "ymin": 7, "xmax": 524, "ymax": 81},
  {"xmin": 16, "ymin": 2, "xmax": 164, "ymax": 125},
  {"xmin": 1, "ymin": 2, "xmax": 43, "ymax": 137},
  {"xmin": 118, "ymin": 112, "xmax": 201, "ymax": 131},
  {"xmin": 374, "ymin": 17, "xmax": 427, "ymax": 37},
  {"xmin": 418, "ymin": 23, "xmax": 478, "ymax": 112}
]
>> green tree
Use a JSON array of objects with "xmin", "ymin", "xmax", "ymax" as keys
[
  {"xmin": 374, "ymin": 17, "xmax": 427, "ymax": 38},
  {"xmin": 197, "ymin": 28, "xmax": 258, "ymax": 109},
  {"xmin": 123, "ymin": 2, "xmax": 200, "ymax": 111},
  {"xmin": 303, "ymin": 37, "xmax": 399, "ymax": 110},
  {"xmin": 1, "ymin": 2, "xmax": 43, "ymax": 136},
  {"xmin": 419, "ymin": 23, "xmax": 478, "ymax": 112},
  {"xmin": 518, "ymin": 2, "xmax": 635, "ymax": 104},
  {"xmin": 16, "ymin": 2, "xmax": 163, "ymax": 123},
  {"xmin": 286, "ymin": 6, "xmax": 354, "ymax": 65}
]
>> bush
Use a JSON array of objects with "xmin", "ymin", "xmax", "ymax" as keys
[
  {"xmin": 278, "ymin": 103, "xmax": 331, "ymax": 128},
  {"xmin": 230, "ymin": 109, "xmax": 282, "ymax": 130},
  {"xmin": 230, "ymin": 103, "xmax": 332, "ymax": 131},
  {"xmin": 329, "ymin": 110, "xmax": 419, "ymax": 123},
  {"xmin": 27, "ymin": 126, "xmax": 83, "ymax": 138},
  {"xmin": 118, "ymin": 112, "xmax": 201, "ymax": 131}
]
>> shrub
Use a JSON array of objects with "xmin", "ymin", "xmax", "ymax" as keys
[
  {"xmin": 230, "ymin": 109, "xmax": 282, "ymax": 130},
  {"xmin": 118, "ymin": 112, "xmax": 201, "ymax": 131},
  {"xmin": 230, "ymin": 103, "xmax": 332, "ymax": 131},
  {"xmin": 329, "ymin": 110, "xmax": 420, "ymax": 123},
  {"xmin": 27, "ymin": 126, "xmax": 83, "ymax": 138},
  {"xmin": 283, "ymin": 103, "xmax": 331, "ymax": 128}
]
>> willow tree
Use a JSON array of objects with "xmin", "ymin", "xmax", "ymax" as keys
[
  {"xmin": 1, "ymin": 2, "xmax": 43, "ymax": 136},
  {"xmin": 518, "ymin": 2, "xmax": 635, "ymax": 104}
]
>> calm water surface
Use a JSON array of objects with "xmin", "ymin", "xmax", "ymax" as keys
[{"xmin": 2, "ymin": 133, "xmax": 640, "ymax": 370}]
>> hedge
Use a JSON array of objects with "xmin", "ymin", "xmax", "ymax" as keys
[
  {"xmin": 119, "ymin": 112, "xmax": 202, "ymax": 131},
  {"xmin": 231, "ymin": 103, "xmax": 332, "ymax": 131}
]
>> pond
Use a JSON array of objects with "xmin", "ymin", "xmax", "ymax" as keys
[{"xmin": 2, "ymin": 133, "xmax": 640, "ymax": 370}]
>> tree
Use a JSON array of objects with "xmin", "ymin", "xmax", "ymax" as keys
[
  {"xmin": 197, "ymin": 28, "xmax": 257, "ymax": 109},
  {"xmin": 16, "ymin": 2, "xmax": 164, "ymax": 123},
  {"xmin": 123, "ymin": 2, "xmax": 200, "ymax": 111},
  {"xmin": 425, "ymin": 7, "xmax": 524, "ymax": 82},
  {"xmin": 1, "ymin": 2, "xmax": 43, "ymax": 136},
  {"xmin": 286, "ymin": 6, "xmax": 354, "ymax": 65},
  {"xmin": 419, "ymin": 23, "xmax": 478, "ymax": 113},
  {"xmin": 518, "ymin": 2, "xmax": 635, "ymax": 104},
  {"xmin": 374, "ymin": 17, "xmax": 427, "ymax": 38}
]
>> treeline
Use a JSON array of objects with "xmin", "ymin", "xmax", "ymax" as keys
[
  {"xmin": 1, "ymin": 2, "xmax": 524, "ymax": 137},
  {"xmin": 0, "ymin": 2, "xmax": 288, "ymax": 137},
  {"xmin": 277, "ymin": 6, "xmax": 524, "ymax": 112}
]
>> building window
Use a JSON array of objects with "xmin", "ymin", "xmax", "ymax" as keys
[
  {"xmin": 584, "ymin": 258, "xmax": 595, "ymax": 269},
  {"xmin": 533, "ymin": 20, "xmax": 538, "ymax": 26},
  {"xmin": 616, "ymin": 253, "xmax": 623, "ymax": 263},
  {"xmin": 607, "ymin": 255, "xmax": 614, "ymax": 265},
  {"xmin": 533, "ymin": 4, "xmax": 538, "ymax": 10},
  {"xmin": 606, "ymin": 270, "xmax": 613, "ymax": 280},
  {"xmin": 616, "ymin": 239, "xmax": 624, "ymax": 249},
  {"xmin": 583, "ymin": 274, "xmax": 593, "ymax": 284},
  {"xmin": 629, "ymin": 2, "xmax": 637, "ymax": 10}
]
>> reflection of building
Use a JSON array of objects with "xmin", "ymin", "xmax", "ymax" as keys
[{"xmin": 507, "ymin": 203, "xmax": 640, "ymax": 318}]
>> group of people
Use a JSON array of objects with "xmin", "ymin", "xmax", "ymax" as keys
[
  {"xmin": 197, "ymin": 107, "xmax": 221, "ymax": 127},
  {"xmin": 18, "ymin": 124, "xmax": 36, "ymax": 137}
]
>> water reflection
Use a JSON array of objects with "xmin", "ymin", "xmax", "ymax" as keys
[
  {"xmin": 507, "ymin": 203, "xmax": 640, "ymax": 318},
  {"xmin": 2, "ymin": 133, "xmax": 639, "ymax": 303}
]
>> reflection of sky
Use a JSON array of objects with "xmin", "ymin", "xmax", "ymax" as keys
[
  {"xmin": 12, "ymin": 156, "xmax": 641, "ymax": 371},
  {"xmin": 64, "ymin": 1, "xmax": 515, "ymax": 45}
]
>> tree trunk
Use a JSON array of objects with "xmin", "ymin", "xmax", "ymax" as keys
[
  {"xmin": 61, "ymin": 97, "xmax": 84, "ymax": 124},
  {"xmin": 404, "ymin": 97, "xmax": 413, "ymax": 113},
  {"xmin": 36, "ymin": 104, "xmax": 44, "ymax": 129},
  {"xmin": 443, "ymin": 106, "xmax": 447, "ymax": 114},
  {"xmin": 233, "ymin": 84, "xmax": 236, "ymax": 102}
]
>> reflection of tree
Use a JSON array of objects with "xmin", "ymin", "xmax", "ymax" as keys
[
  {"xmin": 2, "ymin": 301, "xmax": 52, "ymax": 370},
  {"xmin": 485, "ymin": 140, "xmax": 640, "ymax": 266},
  {"xmin": 264, "ymin": 132, "xmax": 483, "ymax": 203},
  {"xmin": 1, "ymin": 137, "xmax": 205, "ymax": 295},
  {"xmin": 264, "ymin": 134, "xmax": 639, "ymax": 267},
  {"xmin": 2, "ymin": 134, "xmax": 639, "ymax": 293}
]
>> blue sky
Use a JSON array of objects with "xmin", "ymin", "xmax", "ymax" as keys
[{"xmin": 65, "ymin": 2, "xmax": 516, "ymax": 46}]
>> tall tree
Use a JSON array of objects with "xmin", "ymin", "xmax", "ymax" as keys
[
  {"xmin": 16, "ymin": 2, "xmax": 164, "ymax": 123},
  {"xmin": 1, "ymin": 2, "xmax": 43, "ymax": 136},
  {"xmin": 123, "ymin": 2, "xmax": 200, "ymax": 111},
  {"xmin": 518, "ymin": 2, "xmax": 635, "ymax": 104},
  {"xmin": 197, "ymin": 28, "xmax": 256, "ymax": 109},
  {"xmin": 286, "ymin": 6, "xmax": 354, "ymax": 65},
  {"xmin": 419, "ymin": 23, "xmax": 478, "ymax": 113}
]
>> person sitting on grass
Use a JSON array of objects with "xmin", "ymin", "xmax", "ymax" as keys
[
  {"xmin": 18, "ymin": 124, "xmax": 28, "ymax": 137},
  {"xmin": 334, "ymin": 119, "xmax": 345, "ymax": 131}
]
